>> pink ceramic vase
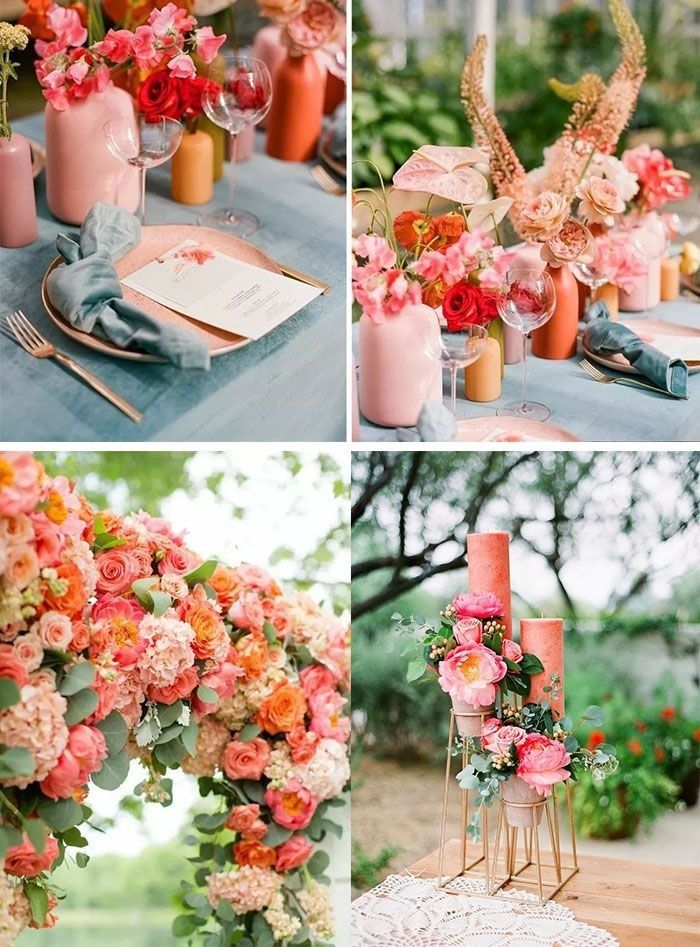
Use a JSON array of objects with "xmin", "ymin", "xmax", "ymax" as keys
[
  {"xmin": 618, "ymin": 214, "xmax": 665, "ymax": 312},
  {"xmin": 500, "ymin": 775, "xmax": 545, "ymax": 828},
  {"xmin": 451, "ymin": 697, "xmax": 494, "ymax": 739},
  {"xmin": 359, "ymin": 304, "xmax": 442, "ymax": 428},
  {"xmin": 45, "ymin": 83, "xmax": 140, "ymax": 225},
  {"xmin": 0, "ymin": 133, "xmax": 37, "ymax": 248}
]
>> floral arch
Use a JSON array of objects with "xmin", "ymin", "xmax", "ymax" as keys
[{"xmin": 0, "ymin": 452, "xmax": 350, "ymax": 946}]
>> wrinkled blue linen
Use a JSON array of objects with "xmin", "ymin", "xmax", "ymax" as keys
[
  {"xmin": 396, "ymin": 400, "xmax": 457, "ymax": 441},
  {"xmin": 47, "ymin": 203, "xmax": 210, "ymax": 370}
]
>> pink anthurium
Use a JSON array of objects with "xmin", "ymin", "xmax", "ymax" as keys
[{"xmin": 393, "ymin": 145, "xmax": 490, "ymax": 205}]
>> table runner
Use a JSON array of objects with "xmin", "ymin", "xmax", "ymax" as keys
[{"xmin": 351, "ymin": 873, "xmax": 620, "ymax": 946}]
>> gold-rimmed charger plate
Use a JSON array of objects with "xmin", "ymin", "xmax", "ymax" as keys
[
  {"xmin": 41, "ymin": 224, "xmax": 283, "ymax": 362},
  {"xmin": 583, "ymin": 317, "xmax": 700, "ymax": 375}
]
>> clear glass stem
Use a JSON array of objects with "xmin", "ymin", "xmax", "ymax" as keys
[
  {"xmin": 449, "ymin": 367, "xmax": 458, "ymax": 416},
  {"xmin": 139, "ymin": 167, "xmax": 146, "ymax": 226},
  {"xmin": 229, "ymin": 133, "xmax": 238, "ymax": 208},
  {"xmin": 521, "ymin": 333, "xmax": 528, "ymax": 407}
]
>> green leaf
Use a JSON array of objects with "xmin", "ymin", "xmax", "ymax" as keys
[
  {"xmin": 25, "ymin": 882, "xmax": 49, "ymax": 925},
  {"xmin": 184, "ymin": 892, "xmax": 209, "ymax": 910},
  {"xmin": 181, "ymin": 722, "xmax": 199, "ymax": 757},
  {"xmin": 24, "ymin": 819, "xmax": 47, "ymax": 856},
  {"xmin": 238, "ymin": 723, "xmax": 261, "ymax": 742},
  {"xmin": 75, "ymin": 852, "xmax": 90, "ymax": 868},
  {"xmin": 37, "ymin": 797, "xmax": 84, "ymax": 832},
  {"xmin": 0, "ymin": 826, "xmax": 22, "ymax": 860},
  {"xmin": 197, "ymin": 685, "xmax": 218, "ymax": 704},
  {"xmin": 262, "ymin": 621, "xmax": 279, "ymax": 644},
  {"xmin": 61, "ymin": 827, "xmax": 88, "ymax": 848},
  {"xmin": 92, "ymin": 750, "xmax": 130, "ymax": 790},
  {"xmin": 149, "ymin": 590, "xmax": 172, "ymax": 618},
  {"xmin": 0, "ymin": 678, "xmax": 20, "ymax": 710},
  {"xmin": 215, "ymin": 900, "xmax": 236, "ymax": 922},
  {"xmin": 307, "ymin": 850, "xmax": 330, "ymax": 875},
  {"xmin": 406, "ymin": 658, "xmax": 425, "ymax": 683},
  {"xmin": 157, "ymin": 701, "xmax": 184, "ymax": 729},
  {"xmin": 0, "ymin": 746, "xmax": 35, "ymax": 779},
  {"xmin": 262, "ymin": 823, "xmax": 292, "ymax": 847},
  {"xmin": 95, "ymin": 711, "xmax": 128, "ymax": 755},
  {"xmin": 194, "ymin": 810, "xmax": 229, "ymax": 832},
  {"xmin": 134, "ymin": 712, "xmax": 161, "ymax": 747},
  {"xmin": 153, "ymin": 739, "xmax": 185, "ymax": 768},
  {"xmin": 131, "ymin": 578, "xmax": 172, "ymax": 616},
  {"xmin": 155, "ymin": 723, "xmax": 184, "ymax": 745},
  {"xmin": 184, "ymin": 558, "xmax": 218, "ymax": 586},
  {"xmin": 65, "ymin": 688, "xmax": 99, "ymax": 726},
  {"xmin": 60, "ymin": 661, "xmax": 96, "ymax": 696},
  {"xmin": 172, "ymin": 914, "xmax": 199, "ymax": 937}
]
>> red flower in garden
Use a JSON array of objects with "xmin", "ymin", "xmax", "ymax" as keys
[
  {"xmin": 634, "ymin": 720, "xmax": 648, "ymax": 733},
  {"xmin": 586, "ymin": 729, "xmax": 606, "ymax": 751},
  {"xmin": 654, "ymin": 746, "xmax": 665, "ymax": 763},
  {"xmin": 442, "ymin": 281, "xmax": 500, "ymax": 330},
  {"xmin": 627, "ymin": 739, "xmax": 643, "ymax": 756},
  {"xmin": 660, "ymin": 707, "xmax": 677, "ymax": 722},
  {"xmin": 693, "ymin": 728, "xmax": 700, "ymax": 742}
]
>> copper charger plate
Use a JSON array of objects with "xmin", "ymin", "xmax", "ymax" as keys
[
  {"xmin": 583, "ymin": 317, "xmax": 700, "ymax": 376},
  {"xmin": 41, "ymin": 225, "xmax": 283, "ymax": 362}
]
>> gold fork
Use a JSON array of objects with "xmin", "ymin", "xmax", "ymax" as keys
[
  {"xmin": 310, "ymin": 164, "xmax": 345, "ymax": 197},
  {"xmin": 580, "ymin": 357, "xmax": 673, "ymax": 397},
  {"xmin": 2, "ymin": 311, "xmax": 143, "ymax": 423}
]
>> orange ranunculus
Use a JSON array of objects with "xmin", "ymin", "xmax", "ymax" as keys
[
  {"xmin": 627, "ymin": 739, "xmax": 643, "ymax": 756},
  {"xmin": 660, "ymin": 707, "xmax": 676, "ymax": 722},
  {"xmin": 209, "ymin": 566, "xmax": 239, "ymax": 609},
  {"xmin": 257, "ymin": 683, "xmax": 307, "ymax": 735},
  {"xmin": 434, "ymin": 212, "xmax": 466, "ymax": 242},
  {"xmin": 232, "ymin": 839, "xmax": 277, "ymax": 869},
  {"xmin": 237, "ymin": 633, "xmax": 269, "ymax": 682},
  {"xmin": 393, "ymin": 211, "xmax": 437, "ymax": 251},
  {"xmin": 39, "ymin": 562, "xmax": 88, "ymax": 619}
]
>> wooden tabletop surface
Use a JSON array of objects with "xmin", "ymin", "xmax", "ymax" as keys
[{"xmin": 408, "ymin": 838, "xmax": 700, "ymax": 946}]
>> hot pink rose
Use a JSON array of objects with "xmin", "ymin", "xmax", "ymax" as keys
[
  {"xmin": 502, "ymin": 639, "xmax": 523, "ymax": 664},
  {"xmin": 453, "ymin": 618, "xmax": 482, "ymax": 646},
  {"xmin": 264, "ymin": 779, "xmax": 318, "ymax": 831},
  {"xmin": 228, "ymin": 591, "xmax": 265, "ymax": 632},
  {"xmin": 222, "ymin": 737, "xmax": 271, "ymax": 781},
  {"xmin": 451, "ymin": 592, "xmax": 504, "ymax": 621},
  {"xmin": 275, "ymin": 835, "xmax": 313, "ymax": 872},
  {"xmin": 158, "ymin": 545, "xmax": 199, "ymax": 576},
  {"xmin": 194, "ymin": 26, "xmax": 226, "ymax": 64},
  {"xmin": 484, "ymin": 724, "xmax": 528, "ymax": 754},
  {"xmin": 147, "ymin": 666, "xmax": 199, "ymax": 705},
  {"xmin": 438, "ymin": 642, "xmax": 507, "ymax": 706},
  {"xmin": 516, "ymin": 733, "xmax": 571, "ymax": 796},
  {"xmin": 95, "ymin": 549, "xmax": 140, "ymax": 596},
  {"xmin": 299, "ymin": 664, "xmax": 336, "ymax": 698},
  {"xmin": 4, "ymin": 835, "xmax": 60, "ymax": 877},
  {"xmin": 37, "ymin": 611, "xmax": 73, "ymax": 651}
]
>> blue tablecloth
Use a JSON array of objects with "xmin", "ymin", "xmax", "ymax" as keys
[
  {"xmin": 0, "ymin": 115, "xmax": 346, "ymax": 442},
  {"xmin": 353, "ymin": 302, "xmax": 700, "ymax": 442}
]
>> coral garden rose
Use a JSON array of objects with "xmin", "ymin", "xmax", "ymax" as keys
[
  {"xmin": 264, "ymin": 779, "xmax": 318, "ymax": 831},
  {"xmin": 519, "ymin": 191, "xmax": 569, "ymax": 241},
  {"xmin": 575, "ymin": 175, "xmax": 625, "ymax": 227},
  {"xmin": 453, "ymin": 618, "xmax": 482, "ymax": 646},
  {"xmin": 516, "ymin": 733, "xmax": 571, "ymax": 796},
  {"xmin": 36, "ymin": 611, "xmax": 73, "ymax": 651},
  {"xmin": 542, "ymin": 218, "xmax": 594, "ymax": 267},
  {"xmin": 451, "ymin": 592, "xmax": 503, "ymax": 621},
  {"xmin": 286, "ymin": 724, "xmax": 319, "ymax": 764},
  {"xmin": 257, "ymin": 683, "xmax": 307, "ymax": 735},
  {"xmin": 438, "ymin": 642, "xmax": 507, "ymax": 706},
  {"xmin": 225, "ymin": 803, "xmax": 263, "ymax": 835},
  {"xmin": 0, "ymin": 644, "xmax": 30, "ymax": 686},
  {"xmin": 502, "ymin": 639, "xmax": 523, "ymax": 664},
  {"xmin": 275, "ymin": 835, "xmax": 313, "ymax": 872},
  {"xmin": 233, "ymin": 839, "xmax": 277, "ymax": 869},
  {"xmin": 4, "ymin": 835, "xmax": 60, "ymax": 878},
  {"xmin": 147, "ymin": 666, "xmax": 199, "ymax": 705},
  {"xmin": 222, "ymin": 737, "xmax": 271, "ymax": 781},
  {"xmin": 299, "ymin": 664, "xmax": 336, "ymax": 699}
]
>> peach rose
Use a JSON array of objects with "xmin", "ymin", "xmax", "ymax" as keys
[
  {"xmin": 541, "ymin": 218, "xmax": 594, "ymax": 267},
  {"xmin": 222, "ymin": 737, "xmax": 271, "ymax": 781},
  {"xmin": 209, "ymin": 566, "xmax": 239, "ymax": 609},
  {"xmin": 0, "ymin": 644, "xmax": 30, "ymax": 686},
  {"xmin": 257, "ymin": 684, "xmax": 307, "ymax": 735},
  {"xmin": 286, "ymin": 723, "xmax": 319, "ymax": 764},
  {"xmin": 5, "ymin": 544, "xmax": 39, "ymax": 590},
  {"xmin": 95, "ymin": 549, "xmax": 140, "ymax": 596},
  {"xmin": 519, "ymin": 191, "xmax": 569, "ymax": 241},
  {"xmin": 4, "ymin": 834, "xmax": 60, "ymax": 877},
  {"xmin": 275, "ymin": 835, "xmax": 313, "ymax": 872},
  {"xmin": 237, "ymin": 633, "xmax": 269, "ymax": 682},
  {"xmin": 159, "ymin": 572, "xmax": 188, "ymax": 600},
  {"xmin": 264, "ymin": 779, "xmax": 318, "ymax": 831},
  {"xmin": 233, "ymin": 839, "xmax": 277, "ymax": 869},
  {"xmin": 575, "ymin": 175, "xmax": 625, "ymax": 227},
  {"xmin": 147, "ymin": 666, "xmax": 199, "ymax": 705},
  {"xmin": 36, "ymin": 611, "xmax": 73, "ymax": 651},
  {"xmin": 69, "ymin": 620, "xmax": 90, "ymax": 653},
  {"xmin": 225, "ymin": 803, "xmax": 263, "ymax": 834},
  {"xmin": 13, "ymin": 632, "xmax": 43, "ymax": 672},
  {"xmin": 178, "ymin": 588, "xmax": 228, "ymax": 662}
]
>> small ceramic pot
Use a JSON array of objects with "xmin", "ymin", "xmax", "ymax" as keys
[
  {"xmin": 500, "ymin": 775, "xmax": 544, "ymax": 828},
  {"xmin": 451, "ymin": 697, "xmax": 494, "ymax": 739}
]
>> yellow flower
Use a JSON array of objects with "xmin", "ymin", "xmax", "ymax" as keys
[{"xmin": 679, "ymin": 241, "xmax": 700, "ymax": 276}]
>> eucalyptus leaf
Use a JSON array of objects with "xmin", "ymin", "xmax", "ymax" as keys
[
  {"xmin": 95, "ymin": 710, "xmax": 128, "ymax": 754},
  {"xmin": 65, "ymin": 688, "xmax": 99, "ymax": 726},
  {"xmin": 184, "ymin": 558, "xmax": 218, "ymax": 586},
  {"xmin": 92, "ymin": 750, "xmax": 130, "ymax": 790},
  {"xmin": 37, "ymin": 797, "xmax": 84, "ymax": 832},
  {"xmin": 0, "ymin": 678, "xmax": 20, "ymax": 710},
  {"xmin": 0, "ymin": 746, "xmax": 35, "ymax": 779}
]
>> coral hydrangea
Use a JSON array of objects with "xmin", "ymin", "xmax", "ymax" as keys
[{"xmin": 206, "ymin": 867, "xmax": 282, "ymax": 914}]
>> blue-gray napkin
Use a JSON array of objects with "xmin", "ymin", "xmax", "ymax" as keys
[
  {"xmin": 47, "ymin": 203, "xmax": 211, "ymax": 370},
  {"xmin": 582, "ymin": 300, "xmax": 688, "ymax": 399},
  {"xmin": 397, "ymin": 401, "xmax": 457, "ymax": 441}
]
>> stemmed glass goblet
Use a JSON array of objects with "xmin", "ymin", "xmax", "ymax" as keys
[
  {"xmin": 104, "ymin": 115, "xmax": 183, "ymax": 225},
  {"xmin": 571, "ymin": 257, "xmax": 608, "ymax": 312},
  {"xmin": 423, "ymin": 323, "xmax": 489, "ymax": 417},
  {"xmin": 497, "ymin": 268, "xmax": 556, "ymax": 421},
  {"xmin": 200, "ymin": 55, "xmax": 272, "ymax": 236}
]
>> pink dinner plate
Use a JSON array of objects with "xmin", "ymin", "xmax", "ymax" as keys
[
  {"xmin": 456, "ymin": 417, "xmax": 582, "ymax": 443},
  {"xmin": 583, "ymin": 317, "xmax": 700, "ymax": 376},
  {"xmin": 41, "ymin": 224, "xmax": 283, "ymax": 362}
]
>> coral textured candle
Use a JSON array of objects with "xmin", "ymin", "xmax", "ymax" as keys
[
  {"xmin": 597, "ymin": 282, "xmax": 619, "ymax": 320},
  {"xmin": 465, "ymin": 337, "xmax": 501, "ymax": 402},
  {"xmin": 467, "ymin": 532, "xmax": 512, "ymax": 639},
  {"xmin": 520, "ymin": 618, "xmax": 565, "ymax": 717},
  {"xmin": 171, "ymin": 131, "xmax": 214, "ymax": 205},
  {"xmin": 531, "ymin": 264, "xmax": 578, "ymax": 360},
  {"xmin": 660, "ymin": 257, "xmax": 680, "ymax": 301}
]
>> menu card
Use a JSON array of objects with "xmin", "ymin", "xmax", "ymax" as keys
[{"xmin": 121, "ymin": 240, "xmax": 322, "ymax": 340}]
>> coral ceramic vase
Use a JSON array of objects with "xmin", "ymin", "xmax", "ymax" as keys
[
  {"xmin": 359, "ymin": 305, "xmax": 442, "ymax": 428},
  {"xmin": 531, "ymin": 264, "xmax": 578, "ymax": 360},
  {"xmin": 171, "ymin": 130, "xmax": 214, "ymax": 205},
  {"xmin": 597, "ymin": 282, "xmax": 619, "ymax": 320},
  {"xmin": 266, "ymin": 52, "xmax": 325, "ymax": 162},
  {"xmin": 45, "ymin": 83, "xmax": 139, "ymax": 225},
  {"xmin": 0, "ymin": 134, "xmax": 37, "ymax": 248},
  {"xmin": 324, "ymin": 71, "xmax": 345, "ymax": 115}
]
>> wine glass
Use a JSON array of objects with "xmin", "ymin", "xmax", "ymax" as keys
[
  {"xmin": 199, "ymin": 55, "xmax": 272, "ymax": 236},
  {"xmin": 497, "ymin": 268, "xmax": 556, "ymax": 421},
  {"xmin": 423, "ymin": 323, "xmax": 489, "ymax": 417},
  {"xmin": 104, "ymin": 115, "xmax": 183, "ymax": 225},
  {"xmin": 571, "ymin": 258, "xmax": 608, "ymax": 312}
]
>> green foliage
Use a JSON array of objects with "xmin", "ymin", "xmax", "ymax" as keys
[
  {"xmin": 351, "ymin": 841, "xmax": 402, "ymax": 890},
  {"xmin": 573, "ymin": 767, "xmax": 677, "ymax": 839}
]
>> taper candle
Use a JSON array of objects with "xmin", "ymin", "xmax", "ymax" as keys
[
  {"xmin": 520, "ymin": 617, "xmax": 565, "ymax": 717},
  {"xmin": 467, "ymin": 532, "xmax": 512, "ymax": 639}
]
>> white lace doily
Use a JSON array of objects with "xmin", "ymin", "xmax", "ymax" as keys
[{"xmin": 351, "ymin": 873, "xmax": 620, "ymax": 946}]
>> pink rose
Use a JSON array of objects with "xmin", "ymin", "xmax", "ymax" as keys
[
  {"xmin": 484, "ymin": 724, "xmax": 528, "ymax": 754},
  {"xmin": 575, "ymin": 176, "xmax": 625, "ymax": 227},
  {"xmin": 222, "ymin": 738, "xmax": 271, "ymax": 781},
  {"xmin": 516, "ymin": 733, "xmax": 571, "ymax": 796},
  {"xmin": 480, "ymin": 716, "xmax": 502, "ymax": 749},
  {"xmin": 37, "ymin": 611, "xmax": 73, "ymax": 651},
  {"xmin": 167, "ymin": 54, "xmax": 196, "ymax": 80},
  {"xmin": 453, "ymin": 618, "xmax": 482, "ymax": 646},
  {"xmin": 92, "ymin": 594, "xmax": 145, "ymax": 624},
  {"xmin": 519, "ymin": 191, "xmax": 569, "ymax": 242},
  {"xmin": 275, "ymin": 835, "xmax": 313, "ymax": 872},
  {"xmin": 438, "ymin": 642, "xmax": 507, "ymax": 706},
  {"xmin": 264, "ymin": 779, "xmax": 318, "ymax": 831},
  {"xmin": 451, "ymin": 592, "xmax": 503, "ymax": 621},
  {"xmin": 40, "ymin": 724, "xmax": 107, "ymax": 799},
  {"xmin": 228, "ymin": 592, "xmax": 265, "ymax": 632},
  {"xmin": 299, "ymin": 665, "xmax": 336, "ymax": 698},
  {"xmin": 158, "ymin": 546, "xmax": 199, "ymax": 576},
  {"xmin": 194, "ymin": 26, "xmax": 226, "ymax": 65},
  {"xmin": 4, "ymin": 835, "xmax": 60, "ymax": 877},
  {"xmin": 95, "ymin": 549, "xmax": 140, "ymax": 596},
  {"xmin": 502, "ymin": 639, "xmax": 523, "ymax": 664},
  {"xmin": 287, "ymin": 0, "xmax": 340, "ymax": 51}
]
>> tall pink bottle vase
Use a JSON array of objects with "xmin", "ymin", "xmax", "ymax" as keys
[
  {"xmin": 0, "ymin": 134, "xmax": 37, "ymax": 248},
  {"xmin": 44, "ymin": 83, "xmax": 140, "ymax": 226},
  {"xmin": 252, "ymin": 24, "xmax": 287, "ymax": 131},
  {"xmin": 359, "ymin": 304, "xmax": 442, "ymax": 428}
]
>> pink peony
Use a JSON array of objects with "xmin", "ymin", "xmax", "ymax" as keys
[
  {"xmin": 438, "ymin": 642, "xmax": 507, "ymax": 706},
  {"xmin": 264, "ymin": 779, "xmax": 318, "ymax": 831},
  {"xmin": 195, "ymin": 26, "xmax": 226, "ymax": 64},
  {"xmin": 0, "ymin": 453, "xmax": 41, "ymax": 516},
  {"xmin": 275, "ymin": 835, "xmax": 313, "ymax": 872},
  {"xmin": 4, "ymin": 835, "xmax": 60, "ymax": 878},
  {"xmin": 222, "ymin": 737, "xmax": 271, "ymax": 781},
  {"xmin": 483, "ymin": 724, "xmax": 528, "ymax": 754},
  {"xmin": 592, "ymin": 232, "xmax": 647, "ymax": 292},
  {"xmin": 453, "ymin": 618, "xmax": 482, "ymax": 646},
  {"xmin": 308, "ymin": 689, "xmax": 350, "ymax": 743},
  {"xmin": 36, "ymin": 611, "xmax": 73, "ymax": 651},
  {"xmin": 502, "ymin": 639, "xmax": 523, "ymax": 664},
  {"xmin": 451, "ymin": 592, "xmax": 503, "ymax": 621},
  {"xmin": 516, "ymin": 733, "xmax": 571, "ymax": 796}
]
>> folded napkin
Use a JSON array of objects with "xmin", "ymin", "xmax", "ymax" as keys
[
  {"xmin": 397, "ymin": 401, "xmax": 457, "ymax": 441},
  {"xmin": 582, "ymin": 301, "xmax": 688, "ymax": 399},
  {"xmin": 47, "ymin": 203, "xmax": 211, "ymax": 370}
]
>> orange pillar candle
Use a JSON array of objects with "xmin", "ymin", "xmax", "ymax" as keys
[
  {"xmin": 171, "ymin": 131, "xmax": 214, "ymax": 205},
  {"xmin": 464, "ymin": 337, "xmax": 501, "ymax": 402},
  {"xmin": 597, "ymin": 282, "xmax": 619, "ymax": 320},
  {"xmin": 660, "ymin": 257, "xmax": 680, "ymax": 301},
  {"xmin": 467, "ymin": 532, "xmax": 512, "ymax": 639},
  {"xmin": 520, "ymin": 618, "xmax": 564, "ymax": 717},
  {"xmin": 531, "ymin": 264, "xmax": 578, "ymax": 360}
]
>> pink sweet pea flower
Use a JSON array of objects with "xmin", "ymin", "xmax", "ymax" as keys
[
  {"xmin": 131, "ymin": 25, "xmax": 159, "ymax": 69},
  {"xmin": 43, "ymin": 87, "xmax": 71, "ymax": 111},
  {"xmin": 46, "ymin": 5, "xmax": 88, "ymax": 51},
  {"xmin": 411, "ymin": 249, "xmax": 447, "ymax": 283},
  {"xmin": 438, "ymin": 642, "xmax": 507, "ymax": 706},
  {"xmin": 516, "ymin": 733, "xmax": 571, "ymax": 796},
  {"xmin": 195, "ymin": 26, "xmax": 226, "ymax": 64},
  {"xmin": 95, "ymin": 29, "xmax": 134, "ymax": 65},
  {"xmin": 148, "ymin": 2, "xmax": 196, "ymax": 38},
  {"xmin": 66, "ymin": 58, "xmax": 90, "ymax": 85}
]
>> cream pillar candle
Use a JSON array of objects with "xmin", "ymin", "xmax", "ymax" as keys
[
  {"xmin": 465, "ymin": 337, "xmax": 501, "ymax": 402},
  {"xmin": 467, "ymin": 532, "xmax": 512, "ymax": 639},
  {"xmin": 520, "ymin": 617, "xmax": 564, "ymax": 717}
]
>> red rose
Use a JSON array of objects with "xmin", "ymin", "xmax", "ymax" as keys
[
  {"xmin": 138, "ymin": 69, "xmax": 183, "ymax": 122},
  {"xmin": 443, "ymin": 282, "xmax": 501, "ymax": 330},
  {"xmin": 229, "ymin": 75, "xmax": 267, "ymax": 111},
  {"xmin": 180, "ymin": 76, "xmax": 212, "ymax": 116}
]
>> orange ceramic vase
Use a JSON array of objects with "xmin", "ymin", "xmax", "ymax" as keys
[
  {"xmin": 324, "ymin": 71, "xmax": 345, "ymax": 115},
  {"xmin": 266, "ymin": 52, "xmax": 325, "ymax": 162},
  {"xmin": 171, "ymin": 130, "xmax": 214, "ymax": 205},
  {"xmin": 597, "ymin": 282, "xmax": 619, "ymax": 320},
  {"xmin": 531, "ymin": 263, "xmax": 578, "ymax": 360}
]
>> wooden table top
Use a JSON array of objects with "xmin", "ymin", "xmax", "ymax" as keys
[{"xmin": 409, "ymin": 838, "xmax": 700, "ymax": 946}]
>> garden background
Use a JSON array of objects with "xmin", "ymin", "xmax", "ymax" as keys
[
  {"xmin": 351, "ymin": 451, "xmax": 700, "ymax": 893},
  {"xmin": 16, "ymin": 450, "xmax": 351, "ymax": 947}
]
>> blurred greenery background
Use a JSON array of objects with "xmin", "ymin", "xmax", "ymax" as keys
[
  {"xmin": 18, "ymin": 450, "xmax": 350, "ymax": 946},
  {"xmin": 351, "ymin": 451, "xmax": 700, "ymax": 892}
]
